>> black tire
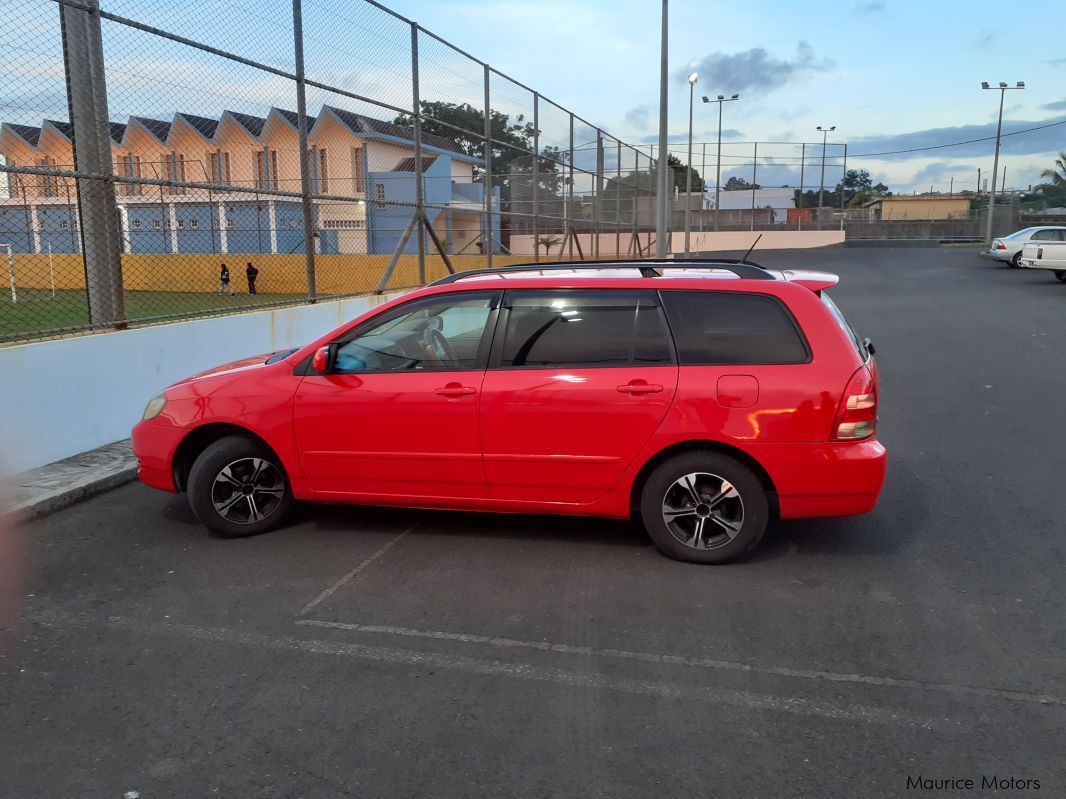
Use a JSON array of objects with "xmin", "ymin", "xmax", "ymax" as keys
[
  {"xmin": 1010, "ymin": 252, "xmax": 1022, "ymax": 268},
  {"xmin": 1055, "ymin": 270, "xmax": 1066, "ymax": 283},
  {"xmin": 639, "ymin": 451, "xmax": 769, "ymax": 564},
  {"xmin": 187, "ymin": 435, "xmax": 294, "ymax": 538}
]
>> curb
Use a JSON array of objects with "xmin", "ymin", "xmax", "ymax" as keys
[
  {"xmin": 5, "ymin": 439, "xmax": 139, "ymax": 523},
  {"xmin": 10, "ymin": 467, "xmax": 139, "ymax": 522}
]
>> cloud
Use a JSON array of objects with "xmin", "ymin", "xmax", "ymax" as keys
[
  {"xmin": 624, "ymin": 104, "xmax": 651, "ymax": 129},
  {"xmin": 679, "ymin": 42, "xmax": 834, "ymax": 94},
  {"xmin": 848, "ymin": 116, "xmax": 1066, "ymax": 161},
  {"xmin": 1047, "ymin": 57, "xmax": 1066, "ymax": 67},
  {"xmin": 853, "ymin": 1, "xmax": 885, "ymax": 13},
  {"xmin": 908, "ymin": 162, "xmax": 972, "ymax": 184},
  {"xmin": 1041, "ymin": 100, "xmax": 1066, "ymax": 112},
  {"xmin": 638, "ymin": 129, "xmax": 745, "ymax": 145}
]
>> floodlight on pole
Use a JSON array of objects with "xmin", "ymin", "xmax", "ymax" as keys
[
  {"xmin": 816, "ymin": 125, "xmax": 836, "ymax": 210},
  {"xmin": 981, "ymin": 79, "xmax": 1025, "ymax": 245},
  {"xmin": 702, "ymin": 92, "xmax": 740, "ymax": 231},
  {"xmin": 684, "ymin": 72, "xmax": 698, "ymax": 255}
]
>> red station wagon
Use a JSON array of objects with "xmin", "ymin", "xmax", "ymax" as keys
[{"xmin": 132, "ymin": 260, "xmax": 887, "ymax": 564}]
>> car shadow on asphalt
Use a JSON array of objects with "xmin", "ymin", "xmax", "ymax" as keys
[{"xmin": 153, "ymin": 453, "xmax": 927, "ymax": 564}]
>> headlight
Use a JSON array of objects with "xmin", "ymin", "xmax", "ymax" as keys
[{"xmin": 142, "ymin": 392, "xmax": 168, "ymax": 420}]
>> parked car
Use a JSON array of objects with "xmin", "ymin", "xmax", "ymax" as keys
[
  {"xmin": 131, "ymin": 261, "xmax": 887, "ymax": 564},
  {"xmin": 1018, "ymin": 239, "xmax": 1066, "ymax": 281},
  {"xmin": 985, "ymin": 226, "xmax": 1066, "ymax": 267}
]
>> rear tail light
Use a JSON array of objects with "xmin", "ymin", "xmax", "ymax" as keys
[
  {"xmin": 994, "ymin": 241, "xmax": 1006, "ymax": 250},
  {"xmin": 832, "ymin": 365, "xmax": 877, "ymax": 441}
]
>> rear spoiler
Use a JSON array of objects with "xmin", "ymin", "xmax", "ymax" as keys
[{"xmin": 781, "ymin": 270, "xmax": 839, "ymax": 293}]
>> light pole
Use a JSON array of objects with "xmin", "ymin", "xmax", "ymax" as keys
[
  {"xmin": 684, "ymin": 72, "xmax": 698, "ymax": 256},
  {"xmin": 982, "ymin": 81, "xmax": 1024, "ymax": 245},
  {"xmin": 702, "ymin": 93, "xmax": 739, "ymax": 232},
  {"xmin": 817, "ymin": 125, "xmax": 835, "ymax": 211},
  {"xmin": 654, "ymin": 0, "xmax": 669, "ymax": 257}
]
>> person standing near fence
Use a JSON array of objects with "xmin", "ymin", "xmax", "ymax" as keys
[
  {"xmin": 246, "ymin": 262, "xmax": 259, "ymax": 295},
  {"xmin": 218, "ymin": 263, "xmax": 233, "ymax": 296}
]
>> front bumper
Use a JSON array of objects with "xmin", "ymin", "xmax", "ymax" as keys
[
  {"xmin": 748, "ymin": 438, "xmax": 887, "ymax": 519},
  {"xmin": 131, "ymin": 418, "xmax": 184, "ymax": 493}
]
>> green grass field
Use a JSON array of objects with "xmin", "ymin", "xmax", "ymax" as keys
[{"xmin": 0, "ymin": 288, "xmax": 319, "ymax": 342}]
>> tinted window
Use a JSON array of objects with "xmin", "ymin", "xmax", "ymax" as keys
[
  {"xmin": 821, "ymin": 292, "xmax": 868, "ymax": 360},
  {"xmin": 334, "ymin": 293, "xmax": 495, "ymax": 372},
  {"xmin": 1033, "ymin": 229, "xmax": 1063, "ymax": 241},
  {"xmin": 661, "ymin": 290, "xmax": 809, "ymax": 365},
  {"xmin": 499, "ymin": 291, "xmax": 672, "ymax": 368}
]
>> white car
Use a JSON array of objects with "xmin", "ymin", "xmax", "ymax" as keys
[
  {"xmin": 985, "ymin": 226, "xmax": 1066, "ymax": 267},
  {"xmin": 1018, "ymin": 239, "xmax": 1066, "ymax": 282}
]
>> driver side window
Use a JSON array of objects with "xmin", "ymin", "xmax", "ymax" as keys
[{"xmin": 334, "ymin": 293, "xmax": 497, "ymax": 373}]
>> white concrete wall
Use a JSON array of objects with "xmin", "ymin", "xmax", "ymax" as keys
[{"xmin": 0, "ymin": 293, "xmax": 403, "ymax": 477}]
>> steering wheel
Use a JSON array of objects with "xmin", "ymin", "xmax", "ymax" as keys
[{"xmin": 423, "ymin": 327, "xmax": 457, "ymax": 364}]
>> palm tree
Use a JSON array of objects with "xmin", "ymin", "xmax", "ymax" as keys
[
  {"xmin": 536, "ymin": 234, "xmax": 561, "ymax": 255},
  {"xmin": 1040, "ymin": 152, "xmax": 1066, "ymax": 188}
]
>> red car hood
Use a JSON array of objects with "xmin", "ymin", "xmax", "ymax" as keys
[{"xmin": 172, "ymin": 352, "xmax": 278, "ymax": 386}]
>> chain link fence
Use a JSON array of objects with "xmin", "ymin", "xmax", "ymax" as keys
[{"xmin": 0, "ymin": 0, "xmax": 661, "ymax": 344}]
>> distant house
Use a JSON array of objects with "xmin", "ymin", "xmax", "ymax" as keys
[
  {"xmin": 864, "ymin": 195, "xmax": 971, "ymax": 221},
  {"xmin": 704, "ymin": 187, "xmax": 795, "ymax": 224},
  {"xmin": 0, "ymin": 106, "xmax": 499, "ymax": 256}
]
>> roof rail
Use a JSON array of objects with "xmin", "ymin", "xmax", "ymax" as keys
[{"xmin": 427, "ymin": 258, "xmax": 777, "ymax": 287}]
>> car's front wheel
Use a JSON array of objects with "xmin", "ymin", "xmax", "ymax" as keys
[
  {"xmin": 1054, "ymin": 270, "xmax": 1066, "ymax": 283},
  {"xmin": 187, "ymin": 435, "xmax": 293, "ymax": 537},
  {"xmin": 639, "ymin": 451, "xmax": 769, "ymax": 564}
]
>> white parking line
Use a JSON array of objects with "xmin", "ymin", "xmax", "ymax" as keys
[
  {"xmin": 296, "ymin": 524, "xmax": 416, "ymax": 617},
  {"xmin": 295, "ymin": 617, "xmax": 1066, "ymax": 709},
  {"xmin": 32, "ymin": 609, "xmax": 948, "ymax": 730}
]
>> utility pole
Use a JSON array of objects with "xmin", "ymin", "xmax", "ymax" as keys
[
  {"xmin": 816, "ymin": 125, "xmax": 835, "ymax": 211},
  {"xmin": 982, "ymin": 80, "xmax": 1024, "ymax": 244}
]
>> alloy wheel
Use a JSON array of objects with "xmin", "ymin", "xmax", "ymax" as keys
[
  {"xmin": 211, "ymin": 457, "xmax": 285, "ymax": 525},
  {"xmin": 661, "ymin": 472, "xmax": 745, "ymax": 551}
]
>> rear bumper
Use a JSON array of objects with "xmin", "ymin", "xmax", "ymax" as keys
[
  {"xmin": 131, "ymin": 419, "xmax": 182, "ymax": 493},
  {"xmin": 981, "ymin": 249, "xmax": 1009, "ymax": 262},
  {"xmin": 749, "ymin": 438, "xmax": 887, "ymax": 519}
]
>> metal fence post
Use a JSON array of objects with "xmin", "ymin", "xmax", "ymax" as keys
[
  {"xmin": 60, "ymin": 0, "xmax": 125, "ymax": 328},
  {"xmin": 483, "ymin": 63, "xmax": 493, "ymax": 269},
  {"xmin": 798, "ymin": 142, "xmax": 805, "ymax": 230},
  {"xmin": 292, "ymin": 0, "xmax": 316, "ymax": 301},
  {"xmin": 532, "ymin": 92, "xmax": 539, "ymax": 263},
  {"xmin": 839, "ymin": 143, "xmax": 848, "ymax": 212},
  {"xmin": 568, "ymin": 112, "xmax": 574, "ymax": 258},
  {"xmin": 411, "ymin": 23, "xmax": 425, "ymax": 283},
  {"xmin": 751, "ymin": 141, "xmax": 757, "ymax": 232},
  {"xmin": 615, "ymin": 140, "xmax": 621, "ymax": 258},
  {"xmin": 594, "ymin": 129, "xmax": 603, "ymax": 258}
]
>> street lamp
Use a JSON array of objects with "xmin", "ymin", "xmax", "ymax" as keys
[
  {"xmin": 816, "ymin": 125, "xmax": 835, "ymax": 211},
  {"xmin": 702, "ymin": 92, "xmax": 740, "ymax": 231},
  {"xmin": 982, "ymin": 80, "xmax": 1024, "ymax": 245},
  {"xmin": 684, "ymin": 72, "xmax": 698, "ymax": 256}
]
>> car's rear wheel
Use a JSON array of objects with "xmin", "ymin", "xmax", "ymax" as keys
[
  {"xmin": 1010, "ymin": 252, "xmax": 1023, "ymax": 268},
  {"xmin": 1055, "ymin": 270, "xmax": 1066, "ymax": 283},
  {"xmin": 639, "ymin": 451, "xmax": 769, "ymax": 564},
  {"xmin": 187, "ymin": 435, "xmax": 293, "ymax": 537}
]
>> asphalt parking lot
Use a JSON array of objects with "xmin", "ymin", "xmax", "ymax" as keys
[{"xmin": 3, "ymin": 247, "xmax": 1064, "ymax": 798}]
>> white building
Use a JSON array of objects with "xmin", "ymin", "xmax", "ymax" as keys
[{"xmin": 704, "ymin": 187, "xmax": 796, "ymax": 224}]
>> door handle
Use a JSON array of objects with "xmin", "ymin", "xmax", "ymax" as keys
[
  {"xmin": 434, "ymin": 385, "xmax": 476, "ymax": 397},
  {"xmin": 617, "ymin": 382, "xmax": 663, "ymax": 395}
]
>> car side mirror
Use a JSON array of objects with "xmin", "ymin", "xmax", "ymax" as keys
[
  {"xmin": 312, "ymin": 344, "xmax": 337, "ymax": 373},
  {"xmin": 862, "ymin": 337, "xmax": 876, "ymax": 356}
]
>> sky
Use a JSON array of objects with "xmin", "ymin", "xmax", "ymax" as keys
[
  {"xmin": 378, "ymin": 0, "xmax": 1066, "ymax": 194},
  {"xmin": 4, "ymin": 0, "xmax": 1064, "ymax": 195}
]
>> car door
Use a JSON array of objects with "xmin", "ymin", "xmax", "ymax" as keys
[
  {"xmin": 293, "ymin": 290, "xmax": 501, "ymax": 500},
  {"xmin": 479, "ymin": 289, "xmax": 678, "ymax": 504}
]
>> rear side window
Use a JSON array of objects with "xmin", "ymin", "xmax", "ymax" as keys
[
  {"xmin": 498, "ymin": 290, "xmax": 673, "ymax": 368},
  {"xmin": 821, "ymin": 292, "xmax": 869, "ymax": 360},
  {"xmin": 660, "ymin": 290, "xmax": 809, "ymax": 365}
]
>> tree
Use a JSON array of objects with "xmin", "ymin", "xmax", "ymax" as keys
[
  {"xmin": 536, "ymin": 234, "xmax": 561, "ymax": 255},
  {"xmin": 393, "ymin": 101, "xmax": 535, "ymax": 200},
  {"xmin": 724, "ymin": 176, "xmax": 760, "ymax": 191},
  {"xmin": 666, "ymin": 154, "xmax": 704, "ymax": 193},
  {"xmin": 1040, "ymin": 152, "xmax": 1066, "ymax": 189}
]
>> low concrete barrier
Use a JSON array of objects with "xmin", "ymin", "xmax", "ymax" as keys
[{"xmin": 0, "ymin": 292, "xmax": 404, "ymax": 476}]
